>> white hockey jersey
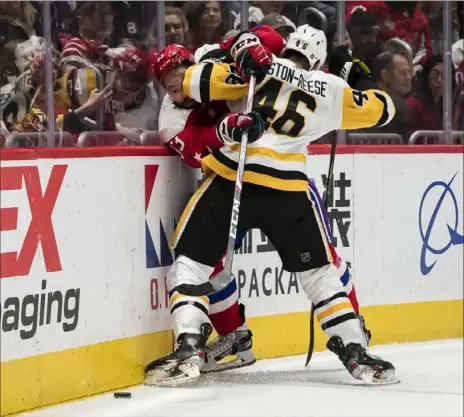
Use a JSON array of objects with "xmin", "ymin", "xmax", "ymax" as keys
[{"xmin": 183, "ymin": 57, "xmax": 395, "ymax": 191}]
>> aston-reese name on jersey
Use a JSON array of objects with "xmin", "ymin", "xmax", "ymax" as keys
[{"xmin": 182, "ymin": 57, "xmax": 395, "ymax": 192}]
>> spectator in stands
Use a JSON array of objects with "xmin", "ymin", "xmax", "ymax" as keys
[
  {"xmin": 149, "ymin": 6, "xmax": 188, "ymax": 47},
  {"xmin": 147, "ymin": 6, "xmax": 188, "ymax": 48},
  {"xmin": 60, "ymin": 2, "xmax": 114, "ymax": 73},
  {"xmin": 259, "ymin": 13, "xmax": 295, "ymax": 41},
  {"xmin": 254, "ymin": 1, "xmax": 285, "ymax": 16},
  {"xmin": 165, "ymin": 7, "xmax": 188, "ymax": 46},
  {"xmin": 347, "ymin": 9, "xmax": 380, "ymax": 70},
  {"xmin": 110, "ymin": 47, "xmax": 159, "ymax": 137},
  {"xmin": 325, "ymin": 22, "xmax": 352, "ymax": 69},
  {"xmin": 1, "ymin": 36, "xmax": 111, "ymax": 137},
  {"xmin": 419, "ymin": 2, "xmax": 460, "ymax": 54},
  {"xmin": 1, "ymin": 36, "xmax": 57, "ymax": 132},
  {"xmin": 346, "ymin": 1, "xmax": 433, "ymax": 76},
  {"xmin": 0, "ymin": 1, "xmax": 37, "ymax": 51},
  {"xmin": 110, "ymin": 2, "xmax": 149, "ymax": 50},
  {"xmin": 252, "ymin": 1, "xmax": 301, "ymax": 26},
  {"xmin": 183, "ymin": 1, "xmax": 226, "ymax": 52},
  {"xmin": 451, "ymin": 39, "xmax": 464, "ymax": 131},
  {"xmin": 357, "ymin": 51, "xmax": 411, "ymax": 142},
  {"xmin": 0, "ymin": 39, "xmax": 23, "ymax": 86},
  {"xmin": 406, "ymin": 54, "xmax": 457, "ymax": 139},
  {"xmin": 452, "ymin": 38, "xmax": 464, "ymax": 80},
  {"xmin": 419, "ymin": 2, "xmax": 444, "ymax": 54}
]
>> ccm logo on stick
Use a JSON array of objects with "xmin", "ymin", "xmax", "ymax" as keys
[
  {"xmin": 0, "ymin": 165, "xmax": 67, "ymax": 278},
  {"xmin": 230, "ymin": 198, "xmax": 240, "ymax": 239}
]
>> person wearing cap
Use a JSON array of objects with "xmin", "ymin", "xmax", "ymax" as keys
[{"xmin": 260, "ymin": 13, "xmax": 296, "ymax": 41}]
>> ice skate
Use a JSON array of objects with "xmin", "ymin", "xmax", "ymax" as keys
[
  {"xmin": 327, "ymin": 336, "xmax": 400, "ymax": 385},
  {"xmin": 202, "ymin": 304, "xmax": 256, "ymax": 373},
  {"xmin": 144, "ymin": 323, "xmax": 212, "ymax": 387}
]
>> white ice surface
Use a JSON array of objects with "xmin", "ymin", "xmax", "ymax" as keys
[{"xmin": 20, "ymin": 339, "xmax": 463, "ymax": 417}]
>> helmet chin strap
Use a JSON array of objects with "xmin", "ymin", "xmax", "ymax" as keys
[{"xmin": 310, "ymin": 59, "xmax": 322, "ymax": 71}]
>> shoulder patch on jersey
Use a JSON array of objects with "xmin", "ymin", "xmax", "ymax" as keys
[
  {"xmin": 225, "ymin": 66, "xmax": 245, "ymax": 86},
  {"xmin": 225, "ymin": 72, "xmax": 245, "ymax": 85}
]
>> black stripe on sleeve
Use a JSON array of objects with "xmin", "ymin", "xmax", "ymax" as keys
[
  {"xmin": 373, "ymin": 92, "xmax": 390, "ymax": 127},
  {"xmin": 199, "ymin": 63, "xmax": 214, "ymax": 103}
]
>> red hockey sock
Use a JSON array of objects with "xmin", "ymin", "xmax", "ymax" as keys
[
  {"xmin": 347, "ymin": 285, "xmax": 360, "ymax": 315},
  {"xmin": 209, "ymin": 301, "xmax": 242, "ymax": 336}
]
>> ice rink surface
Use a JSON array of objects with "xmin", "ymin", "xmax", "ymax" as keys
[{"xmin": 21, "ymin": 339, "xmax": 463, "ymax": 417}]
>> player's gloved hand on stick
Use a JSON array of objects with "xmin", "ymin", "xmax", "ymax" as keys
[
  {"xmin": 229, "ymin": 32, "xmax": 272, "ymax": 82},
  {"xmin": 329, "ymin": 45, "xmax": 371, "ymax": 88},
  {"xmin": 217, "ymin": 111, "xmax": 264, "ymax": 145}
]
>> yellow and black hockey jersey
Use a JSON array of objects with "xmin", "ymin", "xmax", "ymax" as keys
[{"xmin": 182, "ymin": 58, "xmax": 395, "ymax": 192}]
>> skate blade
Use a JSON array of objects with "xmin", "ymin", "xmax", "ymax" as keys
[
  {"xmin": 144, "ymin": 362, "xmax": 201, "ymax": 387},
  {"xmin": 360, "ymin": 369, "xmax": 400, "ymax": 386},
  {"xmin": 202, "ymin": 356, "xmax": 256, "ymax": 373}
]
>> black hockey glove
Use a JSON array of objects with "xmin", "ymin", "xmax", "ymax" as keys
[
  {"xmin": 216, "ymin": 111, "xmax": 264, "ymax": 145},
  {"xmin": 229, "ymin": 32, "xmax": 272, "ymax": 83},
  {"xmin": 329, "ymin": 45, "xmax": 371, "ymax": 88}
]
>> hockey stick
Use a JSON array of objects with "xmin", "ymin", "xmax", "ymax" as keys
[
  {"xmin": 175, "ymin": 75, "xmax": 257, "ymax": 297},
  {"xmin": 305, "ymin": 132, "xmax": 338, "ymax": 367}
]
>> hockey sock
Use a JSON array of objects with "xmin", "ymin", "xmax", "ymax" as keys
[
  {"xmin": 340, "ymin": 265, "xmax": 360, "ymax": 314},
  {"xmin": 208, "ymin": 278, "xmax": 242, "ymax": 335}
]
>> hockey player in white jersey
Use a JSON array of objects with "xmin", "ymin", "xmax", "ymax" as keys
[{"xmin": 145, "ymin": 25, "xmax": 398, "ymax": 387}]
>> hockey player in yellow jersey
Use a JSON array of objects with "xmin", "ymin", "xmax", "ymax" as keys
[
  {"xmin": 182, "ymin": 37, "xmax": 394, "ymax": 192},
  {"xmin": 145, "ymin": 25, "xmax": 399, "ymax": 387}
]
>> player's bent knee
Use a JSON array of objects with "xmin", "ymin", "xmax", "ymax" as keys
[
  {"xmin": 167, "ymin": 255, "xmax": 214, "ymax": 290},
  {"xmin": 298, "ymin": 263, "xmax": 343, "ymax": 303}
]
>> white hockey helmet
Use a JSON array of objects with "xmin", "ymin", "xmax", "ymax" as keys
[{"xmin": 283, "ymin": 24, "xmax": 327, "ymax": 70}]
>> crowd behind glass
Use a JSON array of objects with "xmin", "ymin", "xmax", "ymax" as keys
[{"xmin": 0, "ymin": 1, "xmax": 463, "ymax": 147}]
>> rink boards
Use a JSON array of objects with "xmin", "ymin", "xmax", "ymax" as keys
[{"xmin": 1, "ymin": 145, "xmax": 463, "ymax": 416}]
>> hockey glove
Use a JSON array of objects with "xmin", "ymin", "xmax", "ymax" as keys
[
  {"xmin": 229, "ymin": 32, "xmax": 272, "ymax": 83},
  {"xmin": 329, "ymin": 45, "xmax": 371, "ymax": 88},
  {"xmin": 217, "ymin": 111, "xmax": 264, "ymax": 145}
]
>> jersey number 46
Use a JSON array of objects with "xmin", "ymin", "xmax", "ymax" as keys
[{"xmin": 253, "ymin": 78, "xmax": 316, "ymax": 138}]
